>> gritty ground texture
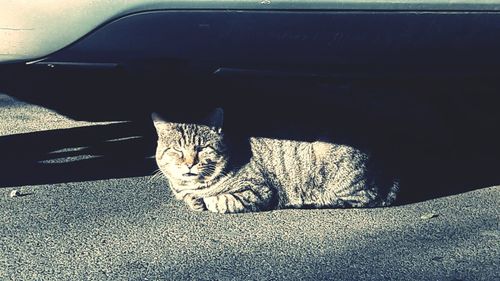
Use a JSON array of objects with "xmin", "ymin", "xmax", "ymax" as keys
[
  {"xmin": 0, "ymin": 93, "xmax": 499, "ymax": 281},
  {"xmin": 0, "ymin": 94, "xmax": 115, "ymax": 135}
]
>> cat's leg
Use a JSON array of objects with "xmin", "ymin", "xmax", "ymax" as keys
[
  {"xmin": 203, "ymin": 185, "xmax": 274, "ymax": 214},
  {"xmin": 325, "ymin": 174, "xmax": 379, "ymax": 208}
]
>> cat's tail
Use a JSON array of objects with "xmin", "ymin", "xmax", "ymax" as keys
[{"xmin": 380, "ymin": 179, "xmax": 400, "ymax": 207}]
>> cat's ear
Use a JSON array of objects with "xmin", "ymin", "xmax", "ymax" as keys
[
  {"xmin": 151, "ymin": 112, "xmax": 173, "ymax": 131},
  {"xmin": 204, "ymin": 107, "xmax": 224, "ymax": 134}
]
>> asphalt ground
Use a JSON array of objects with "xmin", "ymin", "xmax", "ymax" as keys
[{"xmin": 0, "ymin": 93, "xmax": 499, "ymax": 281}]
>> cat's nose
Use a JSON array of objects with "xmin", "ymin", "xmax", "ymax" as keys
[{"xmin": 185, "ymin": 155, "xmax": 198, "ymax": 169}]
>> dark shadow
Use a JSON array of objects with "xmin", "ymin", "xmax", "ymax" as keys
[
  {"xmin": 0, "ymin": 121, "xmax": 157, "ymax": 187},
  {"xmin": 0, "ymin": 62, "xmax": 220, "ymax": 122},
  {"xmin": 0, "ymin": 62, "xmax": 499, "ymax": 203},
  {"xmin": 216, "ymin": 74, "xmax": 500, "ymax": 205}
]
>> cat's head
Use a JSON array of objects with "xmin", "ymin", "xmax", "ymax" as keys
[{"xmin": 152, "ymin": 108, "xmax": 228, "ymax": 190}]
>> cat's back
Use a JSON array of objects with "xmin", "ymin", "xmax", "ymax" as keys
[
  {"xmin": 248, "ymin": 137, "xmax": 365, "ymax": 181},
  {"xmin": 249, "ymin": 137, "xmax": 314, "ymax": 164},
  {"xmin": 249, "ymin": 137, "xmax": 366, "ymax": 165}
]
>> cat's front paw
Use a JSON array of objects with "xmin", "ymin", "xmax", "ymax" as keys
[
  {"xmin": 203, "ymin": 196, "xmax": 220, "ymax": 213},
  {"xmin": 203, "ymin": 194, "xmax": 246, "ymax": 214},
  {"xmin": 184, "ymin": 194, "xmax": 207, "ymax": 212}
]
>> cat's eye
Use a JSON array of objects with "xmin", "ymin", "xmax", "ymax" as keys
[
  {"xmin": 167, "ymin": 147, "xmax": 183, "ymax": 157},
  {"xmin": 195, "ymin": 145, "xmax": 213, "ymax": 152},
  {"xmin": 198, "ymin": 146, "xmax": 215, "ymax": 154}
]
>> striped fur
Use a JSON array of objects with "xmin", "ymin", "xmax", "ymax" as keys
[{"xmin": 152, "ymin": 109, "xmax": 399, "ymax": 213}]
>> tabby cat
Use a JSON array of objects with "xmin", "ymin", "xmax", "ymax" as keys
[{"xmin": 152, "ymin": 108, "xmax": 399, "ymax": 213}]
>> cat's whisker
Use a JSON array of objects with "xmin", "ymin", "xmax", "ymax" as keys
[{"xmin": 149, "ymin": 169, "xmax": 166, "ymax": 183}]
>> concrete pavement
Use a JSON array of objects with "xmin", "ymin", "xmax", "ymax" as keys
[{"xmin": 0, "ymin": 93, "xmax": 498, "ymax": 280}]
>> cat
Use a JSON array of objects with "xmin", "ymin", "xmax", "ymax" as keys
[{"xmin": 152, "ymin": 108, "xmax": 399, "ymax": 213}]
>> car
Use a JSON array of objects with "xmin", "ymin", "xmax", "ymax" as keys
[
  {"xmin": 1, "ymin": 0, "xmax": 499, "ymax": 124},
  {"xmin": 2, "ymin": 1, "xmax": 500, "ymax": 70}
]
